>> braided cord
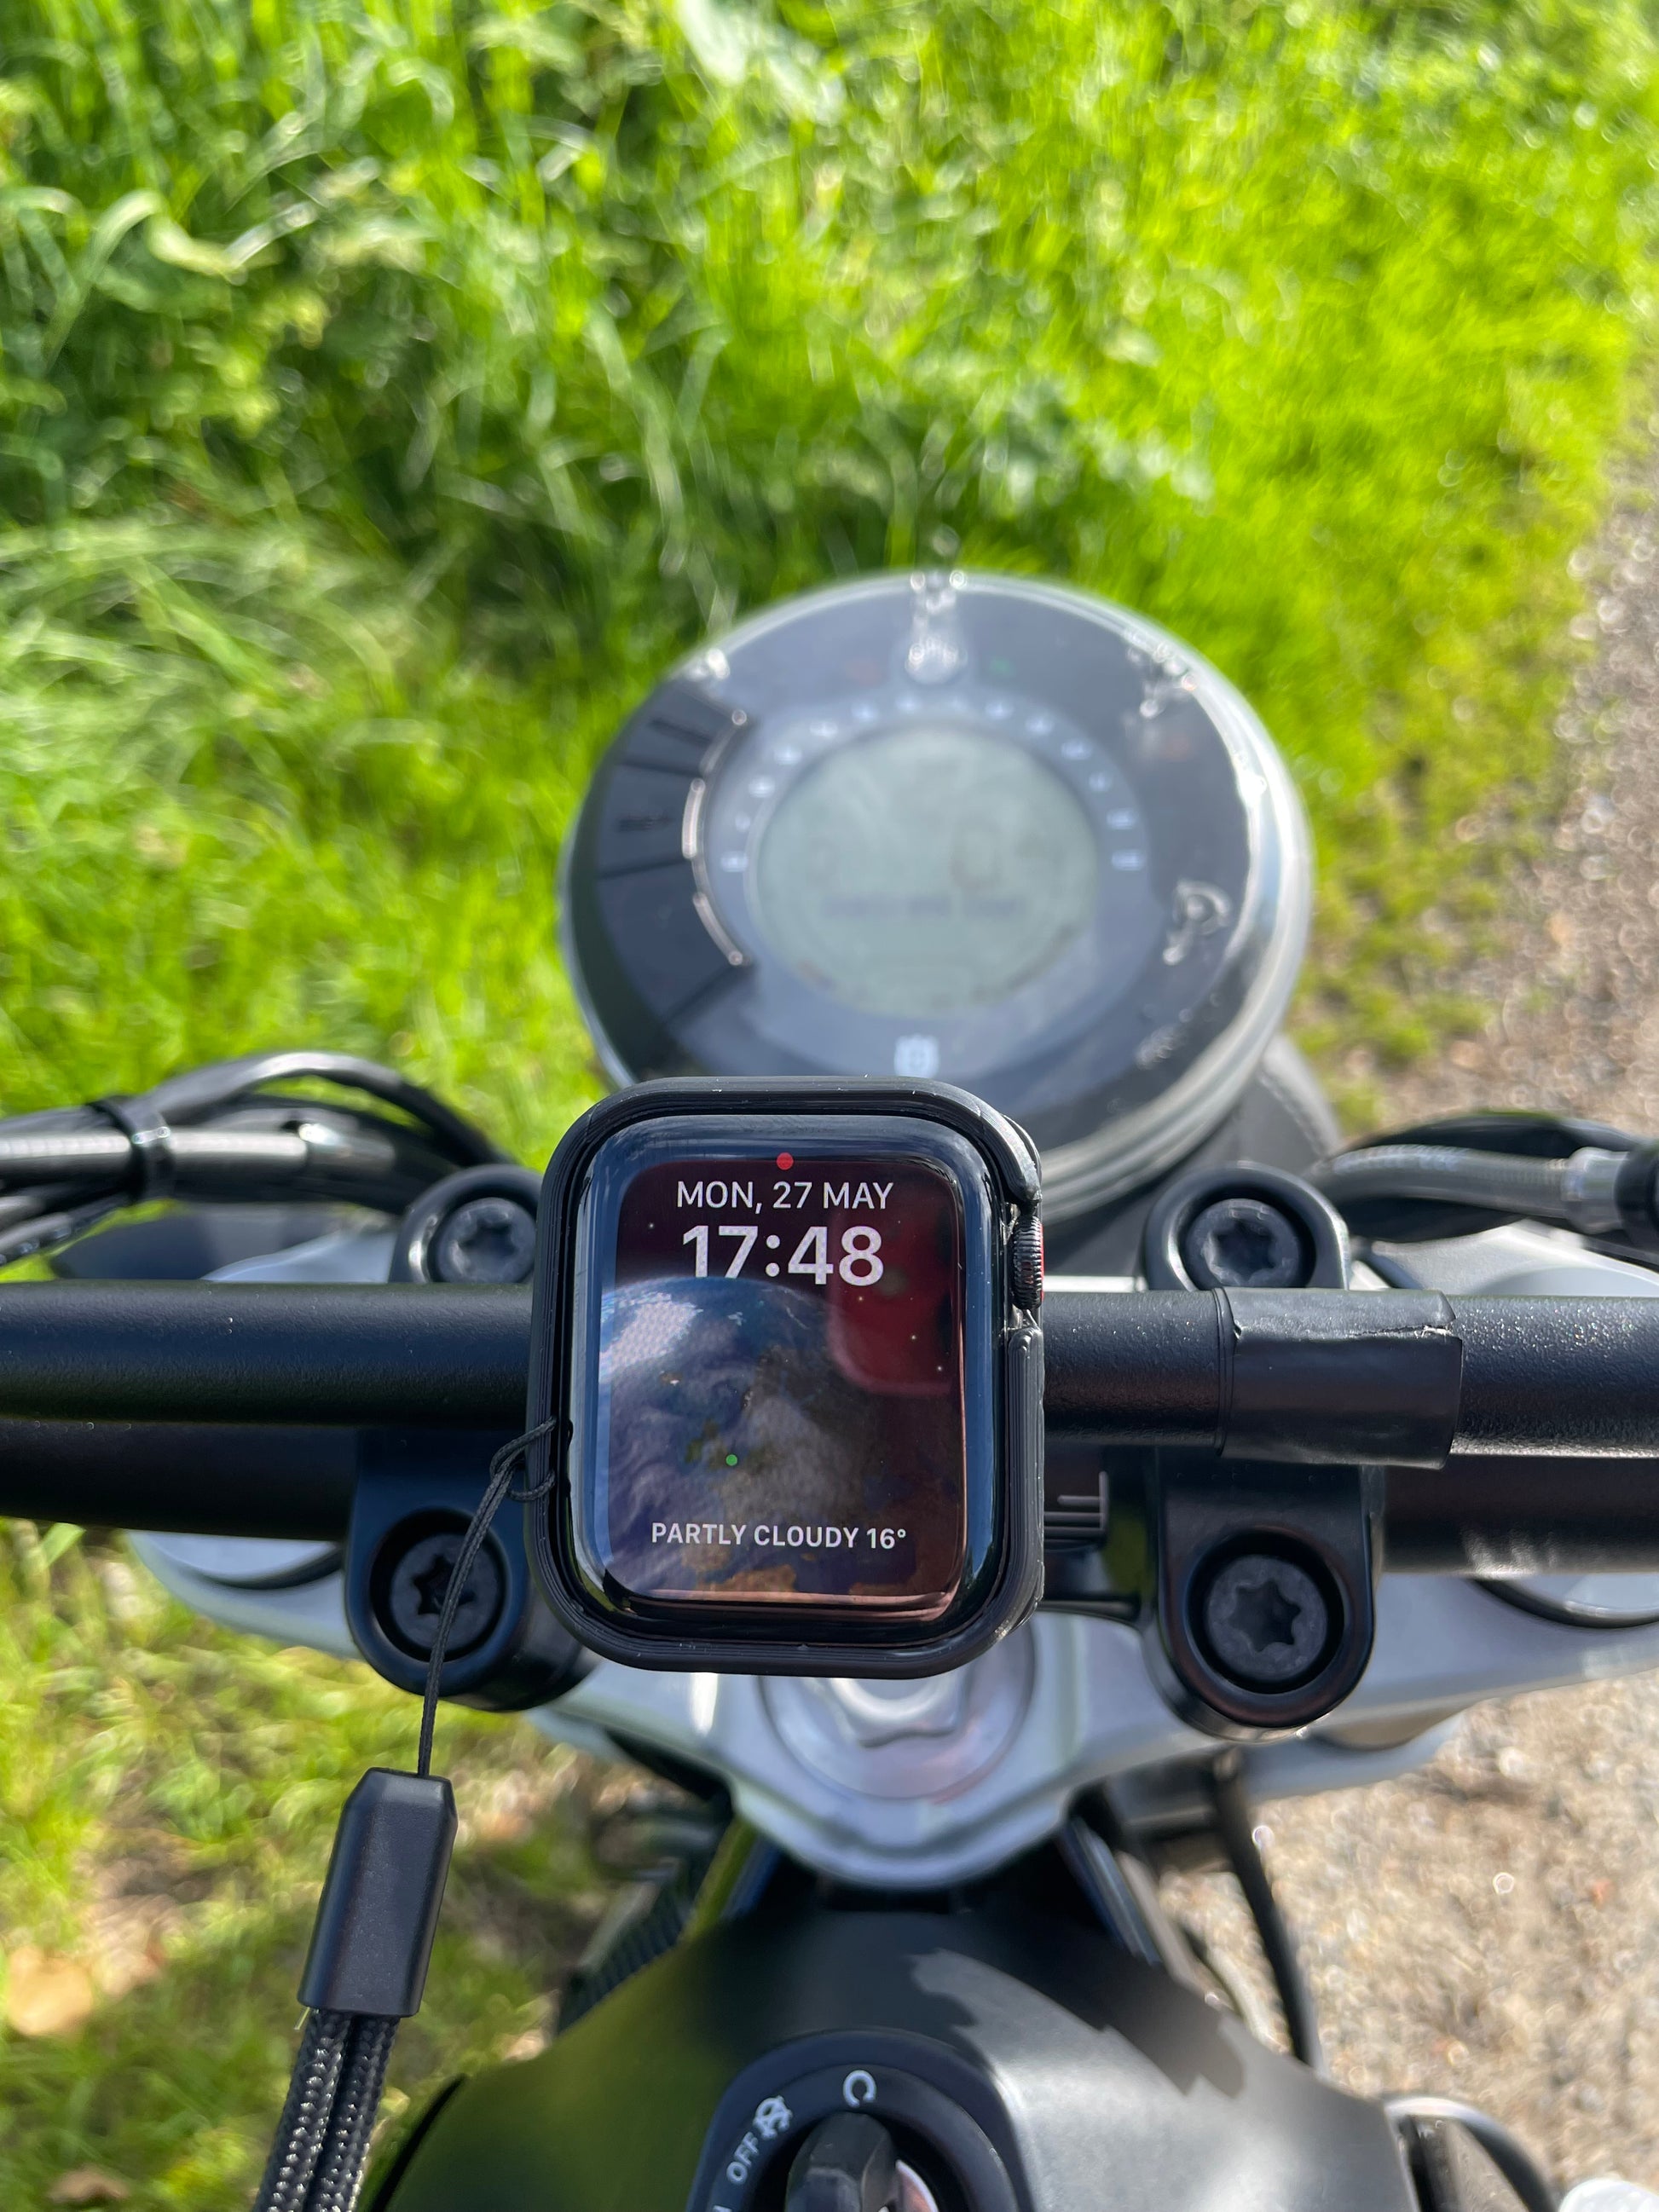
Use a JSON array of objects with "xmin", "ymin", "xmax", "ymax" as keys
[
  {"xmin": 252, "ymin": 2010, "xmax": 352, "ymax": 2212},
  {"xmin": 303, "ymin": 2015, "xmax": 400, "ymax": 2212}
]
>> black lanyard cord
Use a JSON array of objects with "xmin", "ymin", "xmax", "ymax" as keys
[
  {"xmin": 253, "ymin": 2011, "xmax": 354, "ymax": 2212},
  {"xmin": 415, "ymin": 1417, "xmax": 561, "ymax": 1778},
  {"xmin": 252, "ymin": 1418, "xmax": 560, "ymax": 2212}
]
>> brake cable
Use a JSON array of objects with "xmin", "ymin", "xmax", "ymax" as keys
[
  {"xmin": 0, "ymin": 1053, "xmax": 503, "ymax": 1269},
  {"xmin": 251, "ymin": 1418, "xmax": 560, "ymax": 2212}
]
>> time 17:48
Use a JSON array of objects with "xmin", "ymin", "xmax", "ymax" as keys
[{"xmin": 682, "ymin": 1223, "xmax": 884, "ymax": 1286}]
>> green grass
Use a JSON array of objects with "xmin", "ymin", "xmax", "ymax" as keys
[
  {"xmin": 0, "ymin": 1523, "xmax": 613, "ymax": 2206},
  {"xmin": 3, "ymin": 0, "xmax": 1657, "ymax": 1141},
  {"xmin": 2, "ymin": 0, "xmax": 1659, "ymax": 2197}
]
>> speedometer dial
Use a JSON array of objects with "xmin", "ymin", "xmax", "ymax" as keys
[
  {"xmin": 748, "ymin": 725, "xmax": 1109, "ymax": 1016},
  {"xmin": 563, "ymin": 572, "xmax": 1309, "ymax": 1219}
]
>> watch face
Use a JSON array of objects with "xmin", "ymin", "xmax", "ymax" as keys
[
  {"xmin": 567, "ymin": 1115, "xmax": 995, "ymax": 1630},
  {"xmin": 564, "ymin": 572, "xmax": 1309, "ymax": 1219}
]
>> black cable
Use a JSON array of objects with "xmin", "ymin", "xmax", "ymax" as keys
[
  {"xmin": 1209, "ymin": 1758, "xmax": 1327, "ymax": 2075},
  {"xmin": 416, "ymin": 1417, "xmax": 562, "ymax": 1778},
  {"xmin": 0, "ymin": 1185, "xmax": 79, "ymax": 1231},
  {"xmin": 0, "ymin": 1054, "xmax": 496, "ymax": 1163},
  {"xmin": 1383, "ymin": 2094, "xmax": 1558, "ymax": 2212},
  {"xmin": 256, "ymin": 2009, "xmax": 400, "ymax": 2212},
  {"xmin": 251, "ymin": 1415, "xmax": 553, "ymax": 2212},
  {"xmin": 252, "ymin": 2009, "xmax": 354, "ymax": 2212},
  {"xmin": 1354, "ymin": 1241, "xmax": 1425, "ymax": 1291},
  {"xmin": 0, "ymin": 1053, "xmax": 508, "ymax": 1269},
  {"xmin": 141, "ymin": 1052, "xmax": 506, "ymax": 1169},
  {"xmin": 1313, "ymin": 1111, "xmax": 1641, "ymax": 1245},
  {"xmin": 304, "ymin": 2015, "xmax": 401, "ymax": 2212},
  {"xmin": 0, "ymin": 1195, "xmax": 125, "ymax": 1267},
  {"xmin": 1314, "ymin": 1145, "xmax": 1578, "ymax": 1221}
]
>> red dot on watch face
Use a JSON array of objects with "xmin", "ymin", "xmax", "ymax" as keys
[{"xmin": 776, "ymin": 1152, "xmax": 794, "ymax": 1170}]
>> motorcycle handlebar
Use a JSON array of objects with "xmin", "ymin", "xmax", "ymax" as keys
[
  {"xmin": 0, "ymin": 1419, "xmax": 361, "ymax": 1540},
  {"xmin": 0, "ymin": 1282, "xmax": 527, "ymax": 1427},
  {"xmin": 1042, "ymin": 1286, "xmax": 1659, "ymax": 1463},
  {"xmin": 2, "ymin": 1281, "xmax": 1659, "ymax": 1568}
]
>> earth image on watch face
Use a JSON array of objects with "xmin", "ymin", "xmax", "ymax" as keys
[{"xmin": 594, "ymin": 1275, "xmax": 962, "ymax": 1614}]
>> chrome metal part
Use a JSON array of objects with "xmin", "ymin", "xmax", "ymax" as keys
[{"xmin": 1562, "ymin": 1147, "xmax": 1628, "ymax": 1236}]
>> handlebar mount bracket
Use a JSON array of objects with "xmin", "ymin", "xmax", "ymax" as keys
[{"xmin": 1144, "ymin": 1453, "xmax": 1380, "ymax": 1736}]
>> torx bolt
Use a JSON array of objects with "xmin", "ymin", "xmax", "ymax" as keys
[
  {"xmin": 1182, "ymin": 1197, "xmax": 1305, "ymax": 1290},
  {"xmin": 431, "ymin": 1195, "xmax": 537, "ymax": 1284},
  {"xmin": 386, "ymin": 1531, "xmax": 506, "ymax": 1658},
  {"xmin": 1200, "ymin": 1553, "xmax": 1330, "ymax": 1689}
]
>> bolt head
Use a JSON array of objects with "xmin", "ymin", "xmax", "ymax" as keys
[
  {"xmin": 1199, "ymin": 1552, "xmax": 1331, "ymax": 1689},
  {"xmin": 385, "ymin": 1531, "xmax": 506, "ymax": 1658},
  {"xmin": 1182, "ymin": 1197, "xmax": 1306, "ymax": 1290},
  {"xmin": 431, "ymin": 1195, "xmax": 537, "ymax": 1284}
]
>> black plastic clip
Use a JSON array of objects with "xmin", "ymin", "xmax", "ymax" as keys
[{"xmin": 298, "ymin": 1770, "xmax": 456, "ymax": 2019}]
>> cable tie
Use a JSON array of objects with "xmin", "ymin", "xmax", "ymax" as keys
[{"xmin": 90, "ymin": 1094, "xmax": 176, "ymax": 1203}]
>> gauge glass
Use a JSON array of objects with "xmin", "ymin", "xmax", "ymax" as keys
[
  {"xmin": 564, "ymin": 571, "xmax": 1311, "ymax": 1217},
  {"xmin": 753, "ymin": 725, "xmax": 1098, "ymax": 1017}
]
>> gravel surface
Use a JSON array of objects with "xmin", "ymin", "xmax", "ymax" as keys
[
  {"xmin": 1166, "ymin": 458, "xmax": 1659, "ymax": 2195},
  {"xmin": 1382, "ymin": 459, "xmax": 1659, "ymax": 1136}
]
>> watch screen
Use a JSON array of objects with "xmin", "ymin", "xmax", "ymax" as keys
[{"xmin": 574, "ymin": 1129, "xmax": 970, "ymax": 1620}]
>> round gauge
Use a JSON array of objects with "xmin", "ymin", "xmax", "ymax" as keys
[
  {"xmin": 751, "ymin": 725, "xmax": 1101, "ymax": 1017},
  {"xmin": 563, "ymin": 572, "xmax": 1309, "ymax": 1220}
]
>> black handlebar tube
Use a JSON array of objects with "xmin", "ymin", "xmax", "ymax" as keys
[
  {"xmin": 3, "ymin": 1285, "xmax": 1659, "ymax": 1569},
  {"xmin": 1043, "ymin": 1288, "xmax": 1659, "ymax": 1462},
  {"xmin": 1384, "ymin": 1457, "xmax": 1659, "ymax": 1573},
  {"xmin": 0, "ymin": 1283, "xmax": 529, "ymax": 1427},
  {"xmin": 0, "ymin": 1420, "xmax": 357, "ymax": 1539}
]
